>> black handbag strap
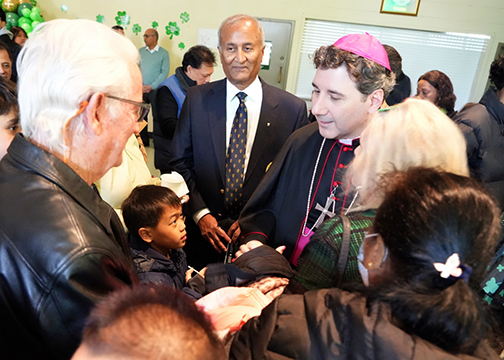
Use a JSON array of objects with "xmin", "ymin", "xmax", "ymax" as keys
[{"xmin": 335, "ymin": 214, "xmax": 351, "ymax": 287}]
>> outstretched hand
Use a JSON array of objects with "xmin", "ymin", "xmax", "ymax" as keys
[
  {"xmin": 234, "ymin": 240, "xmax": 286, "ymax": 259},
  {"xmin": 198, "ymin": 214, "xmax": 231, "ymax": 253}
]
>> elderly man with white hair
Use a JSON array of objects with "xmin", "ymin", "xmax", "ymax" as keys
[{"xmin": 0, "ymin": 19, "xmax": 143, "ymax": 359}]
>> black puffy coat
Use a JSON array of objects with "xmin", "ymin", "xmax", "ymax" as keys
[
  {"xmin": 230, "ymin": 288, "xmax": 498, "ymax": 360},
  {"xmin": 455, "ymin": 89, "xmax": 504, "ymax": 209}
]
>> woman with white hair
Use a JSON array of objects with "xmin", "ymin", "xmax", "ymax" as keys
[{"xmin": 293, "ymin": 98, "xmax": 469, "ymax": 291}]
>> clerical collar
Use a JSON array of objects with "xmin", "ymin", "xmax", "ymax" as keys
[
  {"xmin": 226, "ymin": 77, "xmax": 262, "ymax": 103},
  {"xmin": 338, "ymin": 137, "xmax": 359, "ymax": 145}
]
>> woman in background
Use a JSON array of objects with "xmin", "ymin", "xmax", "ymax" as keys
[
  {"xmin": 10, "ymin": 27, "xmax": 27, "ymax": 47},
  {"xmin": 417, "ymin": 69, "xmax": 458, "ymax": 118}
]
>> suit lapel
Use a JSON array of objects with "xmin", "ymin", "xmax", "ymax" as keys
[
  {"xmin": 207, "ymin": 79, "xmax": 227, "ymax": 184},
  {"xmin": 244, "ymin": 80, "xmax": 278, "ymax": 185}
]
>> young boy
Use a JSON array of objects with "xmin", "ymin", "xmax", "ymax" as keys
[
  {"xmin": 122, "ymin": 185, "xmax": 201, "ymax": 299},
  {"xmin": 0, "ymin": 76, "xmax": 19, "ymax": 160}
]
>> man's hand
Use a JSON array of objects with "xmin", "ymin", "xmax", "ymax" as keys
[
  {"xmin": 234, "ymin": 240, "xmax": 286, "ymax": 259},
  {"xmin": 198, "ymin": 214, "xmax": 231, "ymax": 253},
  {"xmin": 227, "ymin": 220, "xmax": 241, "ymax": 244},
  {"xmin": 142, "ymin": 85, "xmax": 152, "ymax": 93}
]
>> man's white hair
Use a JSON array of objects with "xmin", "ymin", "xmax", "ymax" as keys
[
  {"xmin": 17, "ymin": 19, "xmax": 140, "ymax": 152},
  {"xmin": 217, "ymin": 14, "xmax": 265, "ymax": 49}
]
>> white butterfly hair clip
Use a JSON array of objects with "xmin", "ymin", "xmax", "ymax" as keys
[{"xmin": 433, "ymin": 253, "xmax": 463, "ymax": 279}]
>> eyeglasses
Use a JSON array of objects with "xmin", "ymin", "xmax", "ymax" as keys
[{"xmin": 105, "ymin": 95, "xmax": 150, "ymax": 122}]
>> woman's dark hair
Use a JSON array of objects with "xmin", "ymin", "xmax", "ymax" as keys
[
  {"xmin": 418, "ymin": 70, "xmax": 456, "ymax": 113},
  {"xmin": 121, "ymin": 185, "xmax": 181, "ymax": 236},
  {"xmin": 372, "ymin": 167, "xmax": 501, "ymax": 354},
  {"xmin": 10, "ymin": 26, "xmax": 27, "ymax": 42}
]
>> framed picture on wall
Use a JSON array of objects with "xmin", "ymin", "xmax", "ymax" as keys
[{"xmin": 380, "ymin": 0, "xmax": 420, "ymax": 16}]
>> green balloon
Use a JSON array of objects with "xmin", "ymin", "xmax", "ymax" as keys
[
  {"xmin": 17, "ymin": 16, "xmax": 30, "ymax": 26},
  {"xmin": 30, "ymin": 6, "xmax": 40, "ymax": 15},
  {"xmin": 20, "ymin": 22, "xmax": 32, "ymax": 34},
  {"xmin": 21, "ymin": 7, "xmax": 30, "ymax": 18},
  {"xmin": 30, "ymin": 12, "xmax": 40, "ymax": 21},
  {"xmin": 6, "ymin": 12, "xmax": 18, "ymax": 28},
  {"xmin": 17, "ymin": 3, "xmax": 32, "ymax": 17},
  {"xmin": 31, "ymin": 20, "xmax": 39, "ymax": 29}
]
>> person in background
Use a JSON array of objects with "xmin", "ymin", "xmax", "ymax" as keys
[
  {"xmin": 417, "ymin": 69, "xmax": 457, "ymax": 118},
  {"xmin": 0, "ymin": 42, "xmax": 12, "ymax": 81},
  {"xmin": 10, "ymin": 26, "xmax": 27, "ymax": 47},
  {"xmin": 383, "ymin": 44, "xmax": 411, "ymax": 105},
  {"xmin": 71, "ymin": 285, "xmax": 226, "ymax": 360},
  {"xmin": 0, "ymin": 76, "xmax": 19, "ymax": 159},
  {"xmin": 154, "ymin": 45, "xmax": 216, "ymax": 174},
  {"xmin": 454, "ymin": 55, "xmax": 504, "ymax": 210},
  {"xmin": 0, "ymin": 19, "xmax": 141, "ymax": 359},
  {"xmin": 293, "ymin": 98, "xmax": 469, "ymax": 292},
  {"xmin": 0, "ymin": 8, "xmax": 19, "ymax": 82},
  {"xmin": 111, "ymin": 25, "xmax": 125, "ymax": 35},
  {"xmin": 139, "ymin": 28, "xmax": 169, "ymax": 146},
  {"xmin": 230, "ymin": 167, "xmax": 501, "ymax": 360}
]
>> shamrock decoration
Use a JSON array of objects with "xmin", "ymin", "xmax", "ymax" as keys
[
  {"xmin": 132, "ymin": 24, "xmax": 142, "ymax": 36},
  {"xmin": 498, "ymin": 264, "xmax": 504, "ymax": 272},
  {"xmin": 500, "ymin": 289, "xmax": 504, "ymax": 298},
  {"xmin": 96, "ymin": 14, "xmax": 105, "ymax": 23},
  {"xmin": 483, "ymin": 277, "xmax": 501, "ymax": 294},
  {"xmin": 180, "ymin": 12, "xmax": 189, "ymax": 23},
  {"xmin": 31, "ymin": 0, "xmax": 37, "ymax": 5},
  {"xmin": 165, "ymin": 22, "xmax": 180, "ymax": 40},
  {"xmin": 61, "ymin": 4, "xmax": 67, "ymax": 12},
  {"xmin": 484, "ymin": 295, "xmax": 493, "ymax": 305},
  {"xmin": 178, "ymin": 42, "xmax": 185, "ymax": 50},
  {"xmin": 152, "ymin": 21, "xmax": 158, "ymax": 29},
  {"xmin": 115, "ymin": 11, "xmax": 130, "ymax": 29}
]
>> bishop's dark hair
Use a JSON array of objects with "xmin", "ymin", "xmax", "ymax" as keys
[{"xmin": 371, "ymin": 167, "xmax": 500, "ymax": 355}]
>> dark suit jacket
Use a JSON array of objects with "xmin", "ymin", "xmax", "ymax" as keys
[{"xmin": 169, "ymin": 78, "xmax": 308, "ymax": 220}]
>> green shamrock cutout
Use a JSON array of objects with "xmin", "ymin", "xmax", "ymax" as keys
[
  {"xmin": 132, "ymin": 24, "xmax": 142, "ymax": 36},
  {"xmin": 165, "ymin": 22, "xmax": 180, "ymax": 40},
  {"xmin": 152, "ymin": 21, "xmax": 159, "ymax": 29},
  {"xmin": 96, "ymin": 14, "xmax": 105, "ymax": 23},
  {"xmin": 115, "ymin": 11, "xmax": 130, "ymax": 28},
  {"xmin": 498, "ymin": 264, "xmax": 504, "ymax": 272},
  {"xmin": 483, "ymin": 277, "xmax": 501, "ymax": 294},
  {"xmin": 500, "ymin": 289, "xmax": 504, "ymax": 297},
  {"xmin": 180, "ymin": 12, "xmax": 190, "ymax": 23},
  {"xmin": 31, "ymin": 0, "xmax": 37, "ymax": 5},
  {"xmin": 484, "ymin": 295, "xmax": 493, "ymax": 305},
  {"xmin": 178, "ymin": 42, "xmax": 185, "ymax": 50}
]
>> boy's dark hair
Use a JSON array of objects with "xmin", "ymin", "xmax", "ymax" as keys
[
  {"xmin": 418, "ymin": 70, "xmax": 456, "ymax": 113},
  {"xmin": 111, "ymin": 25, "xmax": 124, "ymax": 31},
  {"xmin": 372, "ymin": 167, "xmax": 500, "ymax": 355},
  {"xmin": 0, "ymin": 8, "xmax": 5, "ymax": 23},
  {"xmin": 489, "ymin": 55, "xmax": 504, "ymax": 91},
  {"xmin": 122, "ymin": 185, "xmax": 181, "ymax": 236},
  {"xmin": 0, "ymin": 76, "xmax": 17, "ymax": 116},
  {"xmin": 182, "ymin": 45, "xmax": 216, "ymax": 72},
  {"xmin": 80, "ymin": 284, "xmax": 226, "ymax": 360}
]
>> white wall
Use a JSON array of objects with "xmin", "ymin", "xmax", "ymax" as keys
[{"xmin": 40, "ymin": 0, "xmax": 504, "ymax": 102}]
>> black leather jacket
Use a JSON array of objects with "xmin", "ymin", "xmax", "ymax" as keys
[{"xmin": 0, "ymin": 134, "xmax": 137, "ymax": 360}]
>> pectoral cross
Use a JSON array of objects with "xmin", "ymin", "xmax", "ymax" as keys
[{"xmin": 313, "ymin": 195, "xmax": 337, "ymax": 230}]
